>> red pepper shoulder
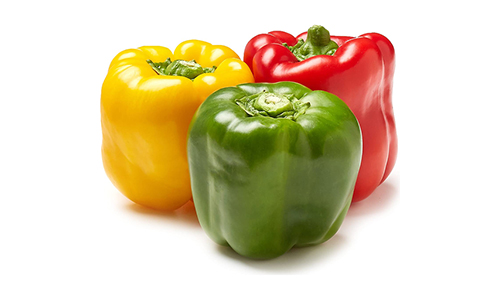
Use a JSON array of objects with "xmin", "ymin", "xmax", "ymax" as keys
[
  {"xmin": 244, "ymin": 31, "xmax": 296, "ymax": 72},
  {"xmin": 251, "ymin": 35, "xmax": 385, "ymax": 91}
]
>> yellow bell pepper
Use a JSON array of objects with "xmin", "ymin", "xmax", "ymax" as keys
[{"xmin": 101, "ymin": 40, "xmax": 254, "ymax": 210}]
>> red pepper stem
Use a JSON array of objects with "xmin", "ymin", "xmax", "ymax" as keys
[
  {"xmin": 308, "ymin": 25, "xmax": 332, "ymax": 47},
  {"xmin": 284, "ymin": 25, "xmax": 339, "ymax": 61}
]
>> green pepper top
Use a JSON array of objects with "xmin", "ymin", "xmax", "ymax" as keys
[{"xmin": 235, "ymin": 90, "xmax": 310, "ymax": 121}]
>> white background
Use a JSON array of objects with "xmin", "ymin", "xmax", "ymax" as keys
[{"xmin": 1, "ymin": 0, "xmax": 499, "ymax": 298}]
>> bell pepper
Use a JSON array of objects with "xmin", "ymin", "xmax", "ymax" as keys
[
  {"xmin": 187, "ymin": 81, "xmax": 362, "ymax": 259},
  {"xmin": 101, "ymin": 40, "xmax": 254, "ymax": 210},
  {"xmin": 244, "ymin": 25, "xmax": 397, "ymax": 202}
]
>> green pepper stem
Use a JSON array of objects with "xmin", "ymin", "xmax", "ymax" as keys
[
  {"xmin": 283, "ymin": 25, "xmax": 339, "ymax": 61},
  {"xmin": 236, "ymin": 90, "xmax": 310, "ymax": 121},
  {"xmin": 254, "ymin": 92, "xmax": 293, "ymax": 117}
]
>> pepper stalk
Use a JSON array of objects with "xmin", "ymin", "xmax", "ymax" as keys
[
  {"xmin": 284, "ymin": 25, "xmax": 339, "ymax": 61},
  {"xmin": 235, "ymin": 90, "xmax": 310, "ymax": 121},
  {"xmin": 147, "ymin": 58, "xmax": 216, "ymax": 80}
]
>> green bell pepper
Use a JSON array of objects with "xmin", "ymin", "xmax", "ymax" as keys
[{"xmin": 187, "ymin": 82, "xmax": 362, "ymax": 259}]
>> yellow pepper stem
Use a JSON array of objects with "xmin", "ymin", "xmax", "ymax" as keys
[{"xmin": 147, "ymin": 58, "xmax": 216, "ymax": 80}]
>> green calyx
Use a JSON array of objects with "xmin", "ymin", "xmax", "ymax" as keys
[
  {"xmin": 236, "ymin": 90, "xmax": 310, "ymax": 121},
  {"xmin": 147, "ymin": 58, "xmax": 216, "ymax": 80},
  {"xmin": 283, "ymin": 25, "xmax": 339, "ymax": 61}
]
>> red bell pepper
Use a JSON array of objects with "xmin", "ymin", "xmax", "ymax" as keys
[{"xmin": 244, "ymin": 25, "xmax": 397, "ymax": 202}]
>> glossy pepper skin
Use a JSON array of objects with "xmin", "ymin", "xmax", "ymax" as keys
[
  {"xmin": 244, "ymin": 25, "xmax": 397, "ymax": 202},
  {"xmin": 188, "ymin": 82, "xmax": 362, "ymax": 259},
  {"xmin": 101, "ymin": 41, "xmax": 254, "ymax": 210}
]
